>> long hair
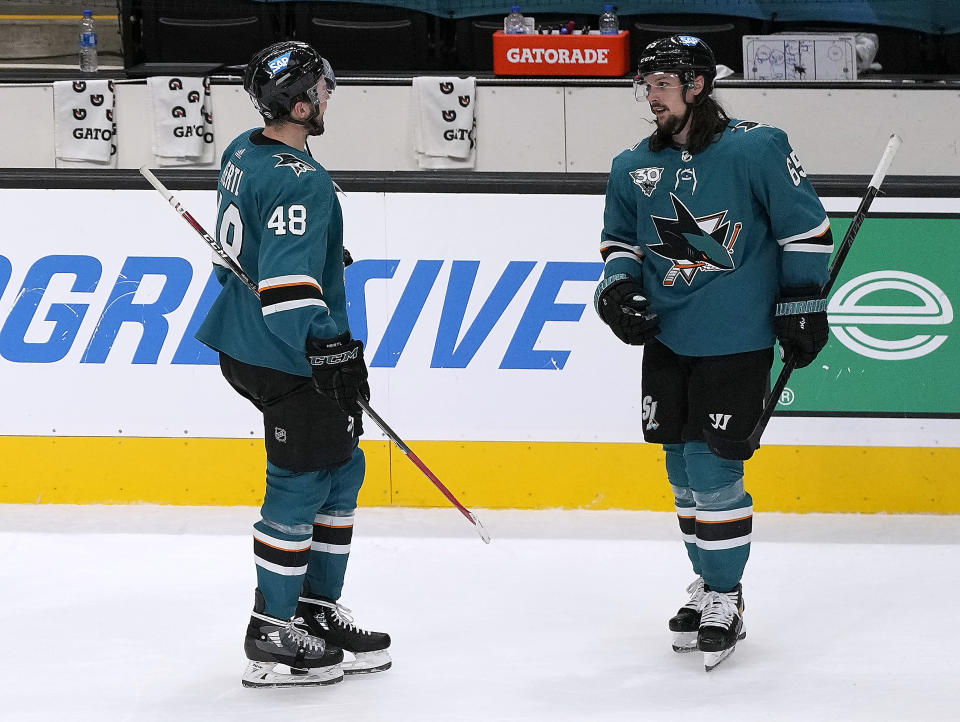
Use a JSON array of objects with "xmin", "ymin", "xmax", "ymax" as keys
[{"xmin": 649, "ymin": 94, "xmax": 729, "ymax": 155}]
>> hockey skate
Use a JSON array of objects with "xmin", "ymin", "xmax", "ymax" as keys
[
  {"xmin": 668, "ymin": 576, "xmax": 705, "ymax": 653},
  {"xmin": 297, "ymin": 595, "xmax": 392, "ymax": 674},
  {"xmin": 697, "ymin": 584, "xmax": 746, "ymax": 672},
  {"xmin": 242, "ymin": 589, "xmax": 344, "ymax": 688}
]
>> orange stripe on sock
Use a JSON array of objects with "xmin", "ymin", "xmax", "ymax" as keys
[{"xmin": 697, "ymin": 515, "xmax": 753, "ymax": 524}]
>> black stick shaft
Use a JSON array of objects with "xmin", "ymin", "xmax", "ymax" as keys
[{"xmin": 705, "ymin": 133, "xmax": 902, "ymax": 459}]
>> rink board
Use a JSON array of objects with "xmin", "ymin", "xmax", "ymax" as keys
[
  {"xmin": 1, "ymin": 436, "xmax": 959, "ymax": 513},
  {"xmin": 0, "ymin": 189, "xmax": 958, "ymax": 511}
]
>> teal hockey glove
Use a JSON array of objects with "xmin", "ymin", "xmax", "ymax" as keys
[
  {"xmin": 306, "ymin": 332, "xmax": 370, "ymax": 420},
  {"xmin": 595, "ymin": 274, "xmax": 661, "ymax": 346},
  {"xmin": 774, "ymin": 285, "xmax": 829, "ymax": 369}
]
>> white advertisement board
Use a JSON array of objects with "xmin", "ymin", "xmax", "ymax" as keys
[{"xmin": 0, "ymin": 189, "xmax": 956, "ymax": 447}]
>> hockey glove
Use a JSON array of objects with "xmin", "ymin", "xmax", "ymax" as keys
[
  {"xmin": 774, "ymin": 285, "xmax": 829, "ymax": 369},
  {"xmin": 595, "ymin": 273, "xmax": 661, "ymax": 346},
  {"xmin": 306, "ymin": 332, "xmax": 370, "ymax": 420}
]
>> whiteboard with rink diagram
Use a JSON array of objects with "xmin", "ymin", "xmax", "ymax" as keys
[{"xmin": 742, "ymin": 34, "xmax": 858, "ymax": 81}]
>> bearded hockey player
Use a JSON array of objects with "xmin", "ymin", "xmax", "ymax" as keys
[
  {"xmin": 594, "ymin": 35, "xmax": 832, "ymax": 670},
  {"xmin": 196, "ymin": 41, "xmax": 391, "ymax": 688}
]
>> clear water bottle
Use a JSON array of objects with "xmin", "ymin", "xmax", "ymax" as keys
[
  {"xmin": 504, "ymin": 5, "xmax": 525, "ymax": 34},
  {"xmin": 79, "ymin": 9, "xmax": 98, "ymax": 73},
  {"xmin": 599, "ymin": 4, "xmax": 619, "ymax": 35}
]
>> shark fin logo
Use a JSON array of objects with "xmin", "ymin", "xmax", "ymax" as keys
[
  {"xmin": 731, "ymin": 120, "xmax": 772, "ymax": 133},
  {"xmin": 649, "ymin": 193, "xmax": 741, "ymax": 286},
  {"xmin": 273, "ymin": 153, "xmax": 316, "ymax": 177}
]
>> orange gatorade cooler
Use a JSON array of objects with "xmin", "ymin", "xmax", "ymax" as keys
[{"xmin": 493, "ymin": 30, "xmax": 630, "ymax": 76}]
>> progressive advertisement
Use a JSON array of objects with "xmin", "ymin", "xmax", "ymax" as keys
[{"xmin": 0, "ymin": 190, "xmax": 957, "ymax": 446}]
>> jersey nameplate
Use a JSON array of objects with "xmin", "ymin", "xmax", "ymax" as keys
[{"xmin": 219, "ymin": 160, "xmax": 244, "ymax": 196}]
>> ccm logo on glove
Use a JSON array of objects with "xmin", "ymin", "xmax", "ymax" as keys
[{"xmin": 309, "ymin": 347, "xmax": 359, "ymax": 366}]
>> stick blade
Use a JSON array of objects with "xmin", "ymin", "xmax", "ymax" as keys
[
  {"xmin": 703, "ymin": 428, "xmax": 760, "ymax": 461},
  {"xmin": 470, "ymin": 512, "xmax": 492, "ymax": 544}
]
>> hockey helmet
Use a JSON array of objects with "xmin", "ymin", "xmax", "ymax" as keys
[
  {"xmin": 637, "ymin": 35, "xmax": 717, "ymax": 94},
  {"xmin": 244, "ymin": 41, "xmax": 336, "ymax": 120}
]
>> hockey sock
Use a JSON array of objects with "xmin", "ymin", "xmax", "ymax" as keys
[
  {"xmin": 684, "ymin": 442, "xmax": 753, "ymax": 592},
  {"xmin": 304, "ymin": 511, "xmax": 355, "ymax": 600},
  {"xmin": 304, "ymin": 446, "xmax": 365, "ymax": 600},
  {"xmin": 255, "ymin": 462, "xmax": 332, "ymax": 619},
  {"xmin": 664, "ymin": 443, "xmax": 701, "ymax": 575}
]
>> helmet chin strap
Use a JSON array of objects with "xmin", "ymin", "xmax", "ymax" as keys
[
  {"xmin": 287, "ymin": 111, "xmax": 323, "ymax": 134},
  {"xmin": 286, "ymin": 98, "xmax": 324, "ymax": 135}
]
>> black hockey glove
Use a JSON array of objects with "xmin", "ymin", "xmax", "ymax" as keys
[
  {"xmin": 594, "ymin": 273, "xmax": 661, "ymax": 346},
  {"xmin": 306, "ymin": 332, "xmax": 370, "ymax": 419},
  {"xmin": 774, "ymin": 285, "xmax": 829, "ymax": 369}
]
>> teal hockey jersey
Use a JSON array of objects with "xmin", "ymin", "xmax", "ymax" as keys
[
  {"xmin": 196, "ymin": 129, "xmax": 347, "ymax": 376},
  {"xmin": 600, "ymin": 119, "xmax": 832, "ymax": 357}
]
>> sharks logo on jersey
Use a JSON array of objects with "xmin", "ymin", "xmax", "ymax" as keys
[
  {"xmin": 648, "ymin": 193, "xmax": 743, "ymax": 286},
  {"xmin": 273, "ymin": 153, "xmax": 316, "ymax": 177},
  {"xmin": 731, "ymin": 120, "xmax": 772, "ymax": 133}
]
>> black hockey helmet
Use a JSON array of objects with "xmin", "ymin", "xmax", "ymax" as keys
[
  {"xmin": 637, "ymin": 35, "xmax": 717, "ymax": 94},
  {"xmin": 243, "ymin": 41, "xmax": 336, "ymax": 120}
]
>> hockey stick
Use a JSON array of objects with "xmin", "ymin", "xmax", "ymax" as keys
[
  {"xmin": 139, "ymin": 166, "xmax": 492, "ymax": 544},
  {"xmin": 703, "ymin": 133, "xmax": 903, "ymax": 461}
]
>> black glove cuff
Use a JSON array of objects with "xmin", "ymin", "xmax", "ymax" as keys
[
  {"xmin": 306, "ymin": 331, "xmax": 352, "ymax": 355},
  {"xmin": 594, "ymin": 273, "xmax": 630, "ymax": 315},
  {"xmin": 776, "ymin": 285, "xmax": 827, "ymax": 317}
]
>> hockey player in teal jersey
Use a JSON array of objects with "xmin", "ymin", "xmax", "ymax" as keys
[
  {"xmin": 196, "ymin": 41, "xmax": 390, "ymax": 688},
  {"xmin": 595, "ymin": 36, "xmax": 832, "ymax": 670}
]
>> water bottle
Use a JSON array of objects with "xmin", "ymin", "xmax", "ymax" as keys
[
  {"xmin": 599, "ymin": 4, "xmax": 619, "ymax": 35},
  {"xmin": 79, "ymin": 9, "xmax": 98, "ymax": 73},
  {"xmin": 504, "ymin": 6, "xmax": 526, "ymax": 34}
]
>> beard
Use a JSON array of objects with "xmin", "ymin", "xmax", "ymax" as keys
[
  {"xmin": 306, "ymin": 117, "xmax": 325, "ymax": 136},
  {"xmin": 654, "ymin": 109, "xmax": 688, "ymax": 137}
]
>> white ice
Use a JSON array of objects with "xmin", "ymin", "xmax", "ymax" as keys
[{"xmin": 2, "ymin": 505, "xmax": 958, "ymax": 722}]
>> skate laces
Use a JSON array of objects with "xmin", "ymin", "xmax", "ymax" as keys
[
  {"xmin": 329, "ymin": 603, "xmax": 373, "ymax": 636},
  {"xmin": 285, "ymin": 617, "xmax": 325, "ymax": 652},
  {"xmin": 699, "ymin": 591, "xmax": 738, "ymax": 628},
  {"xmin": 683, "ymin": 577, "xmax": 705, "ymax": 611}
]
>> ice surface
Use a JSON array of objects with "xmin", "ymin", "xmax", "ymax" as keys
[{"xmin": 1, "ymin": 505, "xmax": 957, "ymax": 721}]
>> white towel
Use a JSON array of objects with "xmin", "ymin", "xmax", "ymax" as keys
[
  {"xmin": 412, "ymin": 76, "xmax": 477, "ymax": 169},
  {"xmin": 53, "ymin": 79, "xmax": 116, "ymax": 167},
  {"xmin": 147, "ymin": 76, "xmax": 215, "ymax": 166}
]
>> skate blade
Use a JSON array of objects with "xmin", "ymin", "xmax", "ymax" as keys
[
  {"xmin": 242, "ymin": 660, "xmax": 344, "ymax": 688},
  {"xmin": 343, "ymin": 649, "xmax": 392, "ymax": 675},
  {"xmin": 703, "ymin": 645, "xmax": 736, "ymax": 672},
  {"xmin": 671, "ymin": 631, "xmax": 698, "ymax": 653}
]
